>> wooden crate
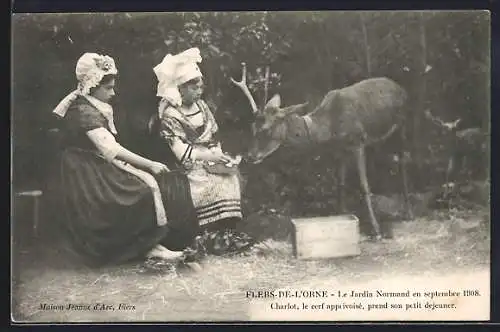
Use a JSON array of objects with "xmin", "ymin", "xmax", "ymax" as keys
[{"xmin": 291, "ymin": 214, "xmax": 360, "ymax": 260}]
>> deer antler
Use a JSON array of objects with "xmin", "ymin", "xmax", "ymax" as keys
[
  {"xmin": 263, "ymin": 65, "xmax": 270, "ymax": 110},
  {"xmin": 424, "ymin": 109, "xmax": 461, "ymax": 131},
  {"xmin": 230, "ymin": 62, "xmax": 259, "ymax": 115}
]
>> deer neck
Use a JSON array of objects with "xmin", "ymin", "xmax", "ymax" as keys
[
  {"xmin": 302, "ymin": 114, "xmax": 315, "ymax": 143},
  {"xmin": 282, "ymin": 113, "xmax": 317, "ymax": 147}
]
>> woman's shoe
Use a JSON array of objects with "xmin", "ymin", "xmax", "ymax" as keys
[
  {"xmin": 141, "ymin": 256, "xmax": 178, "ymax": 274},
  {"xmin": 146, "ymin": 244, "xmax": 184, "ymax": 260},
  {"xmin": 141, "ymin": 245, "xmax": 190, "ymax": 274},
  {"xmin": 231, "ymin": 231, "xmax": 256, "ymax": 252},
  {"xmin": 227, "ymin": 230, "xmax": 256, "ymax": 255},
  {"xmin": 181, "ymin": 245, "xmax": 202, "ymax": 262},
  {"xmin": 199, "ymin": 229, "xmax": 256, "ymax": 256}
]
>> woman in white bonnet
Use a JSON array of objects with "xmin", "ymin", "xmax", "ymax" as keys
[
  {"xmin": 51, "ymin": 52, "xmax": 200, "ymax": 267},
  {"xmin": 151, "ymin": 47, "xmax": 255, "ymax": 256}
]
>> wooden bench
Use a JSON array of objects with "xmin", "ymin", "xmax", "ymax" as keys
[{"xmin": 14, "ymin": 190, "xmax": 43, "ymax": 237}]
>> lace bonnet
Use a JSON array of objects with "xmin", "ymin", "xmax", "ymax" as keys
[
  {"xmin": 153, "ymin": 47, "xmax": 203, "ymax": 108},
  {"xmin": 53, "ymin": 52, "xmax": 118, "ymax": 117}
]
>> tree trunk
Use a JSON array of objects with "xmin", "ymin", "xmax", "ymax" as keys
[
  {"xmin": 413, "ymin": 12, "xmax": 427, "ymax": 186},
  {"xmin": 360, "ymin": 12, "xmax": 377, "ymax": 191},
  {"xmin": 263, "ymin": 66, "xmax": 270, "ymax": 108},
  {"xmin": 360, "ymin": 12, "xmax": 372, "ymax": 77}
]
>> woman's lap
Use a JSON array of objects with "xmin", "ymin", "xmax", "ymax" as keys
[
  {"xmin": 155, "ymin": 170, "xmax": 199, "ymax": 251},
  {"xmin": 57, "ymin": 150, "xmax": 198, "ymax": 265},
  {"xmin": 186, "ymin": 168, "xmax": 243, "ymax": 227},
  {"xmin": 57, "ymin": 149, "xmax": 250, "ymax": 265}
]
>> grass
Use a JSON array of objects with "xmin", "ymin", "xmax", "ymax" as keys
[{"xmin": 12, "ymin": 207, "xmax": 490, "ymax": 323}]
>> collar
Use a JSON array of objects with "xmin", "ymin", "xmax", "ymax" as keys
[
  {"xmin": 283, "ymin": 114, "xmax": 315, "ymax": 146},
  {"xmin": 302, "ymin": 114, "xmax": 314, "ymax": 143},
  {"xmin": 160, "ymin": 99, "xmax": 215, "ymax": 143}
]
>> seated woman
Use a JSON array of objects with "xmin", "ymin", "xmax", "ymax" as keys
[
  {"xmin": 151, "ymin": 47, "xmax": 254, "ymax": 256},
  {"xmin": 51, "ymin": 52, "xmax": 199, "ymax": 267}
]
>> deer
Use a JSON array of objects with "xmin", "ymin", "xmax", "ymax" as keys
[
  {"xmin": 230, "ymin": 62, "xmax": 414, "ymax": 240},
  {"xmin": 423, "ymin": 109, "xmax": 489, "ymax": 185}
]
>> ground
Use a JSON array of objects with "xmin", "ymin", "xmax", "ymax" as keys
[{"xmin": 11, "ymin": 207, "xmax": 490, "ymax": 323}]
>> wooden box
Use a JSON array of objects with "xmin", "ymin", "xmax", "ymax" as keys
[{"xmin": 291, "ymin": 214, "xmax": 360, "ymax": 260}]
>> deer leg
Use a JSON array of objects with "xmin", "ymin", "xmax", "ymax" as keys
[
  {"xmin": 337, "ymin": 159, "xmax": 347, "ymax": 213},
  {"xmin": 354, "ymin": 146, "xmax": 381, "ymax": 240},
  {"xmin": 399, "ymin": 151, "xmax": 414, "ymax": 220},
  {"xmin": 446, "ymin": 157, "xmax": 454, "ymax": 184},
  {"xmin": 398, "ymin": 127, "xmax": 414, "ymax": 220},
  {"xmin": 461, "ymin": 156, "xmax": 469, "ymax": 180}
]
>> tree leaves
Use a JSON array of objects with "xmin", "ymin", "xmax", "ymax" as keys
[{"xmin": 13, "ymin": 12, "xmax": 490, "ymax": 207}]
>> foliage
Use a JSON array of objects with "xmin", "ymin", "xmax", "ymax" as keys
[{"xmin": 12, "ymin": 11, "xmax": 490, "ymax": 217}]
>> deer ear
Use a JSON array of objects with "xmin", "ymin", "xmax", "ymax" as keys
[
  {"xmin": 283, "ymin": 102, "xmax": 309, "ymax": 114},
  {"xmin": 265, "ymin": 94, "xmax": 281, "ymax": 109},
  {"xmin": 275, "ymin": 102, "xmax": 309, "ymax": 119}
]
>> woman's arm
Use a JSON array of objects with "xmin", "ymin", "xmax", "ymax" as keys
[
  {"xmin": 87, "ymin": 128, "xmax": 168, "ymax": 174},
  {"xmin": 158, "ymin": 108, "xmax": 229, "ymax": 163},
  {"xmin": 115, "ymin": 147, "xmax": 168, "ymax": 174},
  {"xmin": 170, "ymin": 137, "xmax": 230, "ymax": 163}
]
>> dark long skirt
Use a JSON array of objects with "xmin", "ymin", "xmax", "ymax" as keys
[{"xmin": 57, "ymin": 148, "xmax": 199, "ymax": 267}]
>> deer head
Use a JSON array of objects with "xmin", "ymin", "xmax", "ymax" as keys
[{"xmin": 231, "ymin": 63, "xmax": 309, "ymax": 164}]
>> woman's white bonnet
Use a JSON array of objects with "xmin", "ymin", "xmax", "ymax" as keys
[
  {"xmin": 153, "ymin": 47, "xmax": 203, "ymax": 107},
  {"xmin": 53, "ymin": 52, "xmax": 118, "ymax": 117},
  {"xmin": 76, "ymin": 52, "xmax": 118, "ymax": 95}
]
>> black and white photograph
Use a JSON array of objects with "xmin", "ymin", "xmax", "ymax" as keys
[{"xmin": 11, "ymin": 11, "xmax": 491, "ymax": 322}]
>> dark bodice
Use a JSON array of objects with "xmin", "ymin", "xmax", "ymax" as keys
[{"xmin": 59, "ymin": 96, "xmax": 113, "ymax": 152}]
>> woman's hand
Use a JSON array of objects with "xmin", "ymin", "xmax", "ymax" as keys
[
  {"xmin": 148, "ymin": 161, "xmax": 169, "ymax": 175},
  {"xmin": 206, "ymin": 149, "xmax": 232, "ymax": 163}
]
